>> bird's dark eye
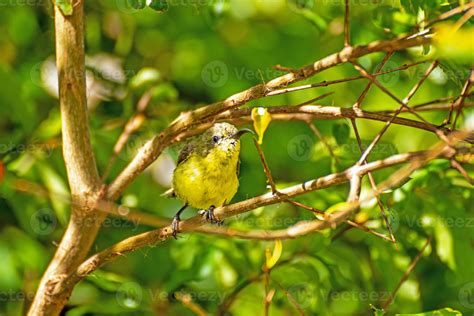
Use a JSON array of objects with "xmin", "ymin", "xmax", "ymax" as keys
[{"xmin": 212, "ymin": 135, "xmax": 220, "ymax": 143}]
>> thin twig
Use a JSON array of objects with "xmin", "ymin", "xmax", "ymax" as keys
[
  {"xmin": 307, "ymin": 122, "xmax": 339, "ymax": 163},
  {"xmin": 106, "ymin": 32, "xmax": 432, "ymax": 200},
  {"xmin": 173, "ymin": 292, "xmax": 208, "ymax": 316},
  {"xmin": 273, "ymin": 280, "xmax": 305, "ymax": 316},
  {"xmin": 344, "ymin": 0, "xmax": 350, "ymax": 47},
  {"xmin": 452, "ymin": 69, "xmax": 474, "ymax": 129},
  {"xmin": 353, "ymin": 61, "xmax": 442, "ymax": 164},
  {"xmin": 69, "ymin": 138, "xmax": 467, "ymax": 291},
  {"xmin": 253, "ymin": 138, "xmax": 279, "ymax": 195},
  {"xmin": 101, "ymin": 91, "xmax": 152, "ymax": 181},
  {"xmin": 295, "ymin": 91, "xmax": 335, "ymax": 106},
  {"xmin": 216, "ymin": 275, "xmax": 262, "ymax": 316},
  {"xmin": 266, "ymin": 60, "xmax": 425, "ymax": 98},
  {"xmin": 286, "ymin": 199, "xmax": 393, "ymax": 242},
  {"xmin": 350, "ymin": 119, "xmax": 396, "ymax": 243},
  {"xmin": 353, "ymin": 52, "xmax": 393, "ymax": 110},
  {"xmin": 450, "ymin": 159, "xmax": 474, "ymax": 185},
  {"xmin": 263, "ymin": 264, "xmax": 274, "ymax": 316},
  {"xmin": 381, "ymin": 236, "xmax": 432, "ymax": 310},
  {"xmin": 425, "ymin": 2, "xmax": 474, "ymax": 28}
]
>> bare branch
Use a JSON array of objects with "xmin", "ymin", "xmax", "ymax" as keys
[
  {"xmin": 266, "ymin": 60, "xmax": 425, "ymax": 98},
  {"xmin": 352, "ymin": 61, "xmax": 442, "ymax": 164},
  {"xmin": 101, "ymin": 91, "xmax": 152, "ymax": 181},
  {"xmin": 106, "ymin": 33, "xmax": 432, "ymax": 200},
  {"xmin": 450, "ymin": 159, "xmax": 474, "ymax": 185},
  {"xmin": 344, "ymin": 0, "xmax": 350, "ymax": 47},
  {"xmin": 253, "ymin": 138, "xmax": 278, "ymax": 195},
  {"xmin": 69, "ymin": 139, "xmax": 467, "ymax": 289},
  {"xmin": 353, "ymin": 52, "xmax": 394, "ymax": 110},
  {"xmin": 452, "ymin": 69, "xmax": 474, "ymax": 129},
  {"xmin": 307, "ymin": 122, "xmax": 339, "ymax": 163}
]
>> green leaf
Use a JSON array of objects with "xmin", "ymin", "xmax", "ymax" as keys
[
  {"xmin": 396, "ymin": 307, "xmax": 462, "ymax": 315},
  {"xmin": 129, "ymin": 68, "xmax": 162, "ymax": 90},
  {"xmin": 438, "ymin": 60, "xmax": 469, "ymax": 89},
  {"xmin": 332, "ymin": 123, "xmax": 350, "ymax": 145},
  {"xmin": 55, "ymin": 0, "xmax": 73, "ymax": 16},
  {"xmin": 148, "ymin": 0, "xmax": 169, "ymax": 12}
]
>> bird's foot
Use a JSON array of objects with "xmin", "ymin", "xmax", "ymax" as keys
[
  {"xmin": 171, "ymin": 214, "xmax": 181, "ymax": 239},
  {"xmin": 199, "ymin": 206, "xmax": 223, "ymax": 225}
]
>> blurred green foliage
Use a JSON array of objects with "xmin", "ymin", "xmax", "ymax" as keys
[{"xmin": 0, "ymin": 0, "xmax": 473, "ymax": 315}]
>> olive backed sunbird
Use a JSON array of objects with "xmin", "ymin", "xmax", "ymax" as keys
[{"xmin": 168, "ymin": 122, "xmax": 253, "ymax": 237}]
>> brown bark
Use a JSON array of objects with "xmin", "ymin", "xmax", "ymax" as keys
[{"xmin": 28, "ymin": 2, "xmax": 104, "ymax": 315}]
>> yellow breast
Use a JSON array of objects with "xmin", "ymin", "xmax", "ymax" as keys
[{"xmin": 172, "ymin": 144, "xmax": 240, "ymax": 210}]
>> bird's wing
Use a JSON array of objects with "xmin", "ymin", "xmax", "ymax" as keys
[{"xmin": 177, "ymin": 143, "xmax": 195, "ymax": 165}]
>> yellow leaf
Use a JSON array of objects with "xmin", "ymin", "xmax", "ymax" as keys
[
  {"xmin": 265, "ymin": 240, "xmax": 282, "ymax": 269},
  {"xmin": 325, "ymin": 202, "xmax": 354, "ymax": 215},
  {"xmin": 434, "ymin": 23, "xmax": 474, "ymax": 63},
  {"xmin": 251, "ymin": 107, "xmax": 272, "ymax": 144}
]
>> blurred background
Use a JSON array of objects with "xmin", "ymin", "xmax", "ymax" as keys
[{"xmin": 0, "ymin": 0, "xmax": 473, "ymax": 315}]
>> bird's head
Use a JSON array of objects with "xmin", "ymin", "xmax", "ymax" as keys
[{"xmin": 202, "ymin": 123, "xmax": 253, "ymax": 155}]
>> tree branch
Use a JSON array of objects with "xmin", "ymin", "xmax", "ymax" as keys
[
  {"xmin": 63, "ymin": 139, "xmax": 468, "ymax": 294},
  {"xmin": 106, "ymin": 33, "xmax": 432, "ymax": 200},
  {"xmin": 28, "ymin": 2, "xmax": 104, "ymax": 315}
]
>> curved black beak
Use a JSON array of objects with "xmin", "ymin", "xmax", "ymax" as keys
[{"xmin": 230, "ymin": 128, "xmax": 254, "ymax": 139}]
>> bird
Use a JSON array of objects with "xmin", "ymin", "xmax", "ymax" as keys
[{"xmin": 168, "ymin": 122, "xmax": 253, "ymax": 238}]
